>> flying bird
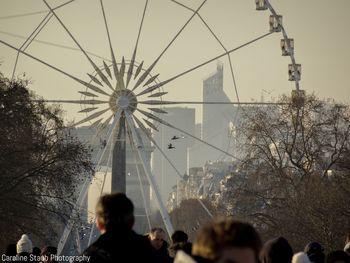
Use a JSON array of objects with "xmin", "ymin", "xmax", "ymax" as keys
[{"xmin": 168, "ymin": 143, "xmax": 175, "ymax": 149}]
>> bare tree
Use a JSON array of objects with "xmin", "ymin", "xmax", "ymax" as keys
[
  {"xmin": 219, "ymin": 93, "xmax": 350, "ymax": 250},
  {"xmin": 0, "ymin": 76, "xmax": 93, "ymax": 251}
]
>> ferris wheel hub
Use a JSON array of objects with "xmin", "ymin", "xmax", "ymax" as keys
[
  {"xmin": 117, "ymin": 95, "xmax": 130, "ymax": 108},
  {"xmin": 109, "ymin": 89, "xmax": 138, "ymax": 113}
]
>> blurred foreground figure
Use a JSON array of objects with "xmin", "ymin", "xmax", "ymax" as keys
[
  {"xmin": 260, "ymin": 236, "xmax": 293, "ymax": 263},
  {"xmin": 304, "ymin": 242, "xmax": 325, "ymax": 263},
  {"xmin": 175, "ymin": 218, "xmax": 262, "ymax": 263},
  {"xmin": 80, "ymin": 193, "xmax": 154, "ymax": 263},
  {"xmin": 147, "ymin": 227, "xmax": 171, "ymax": 262},
  {"xmin": 292, "ymin": 252, "xmax": 312, "ymax": 263},
  {"xmin": 169, "ymin": 230, "xmax": 192, "ymax": 261}
]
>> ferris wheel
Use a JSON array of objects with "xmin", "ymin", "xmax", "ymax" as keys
[{"xmin": 0, "ymin": 0, "xmax": 301, "ymax": 255}]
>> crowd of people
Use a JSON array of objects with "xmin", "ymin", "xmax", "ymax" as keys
[{"xmin": 3, "ymin": 193, "xmax": 350, "ymax": 263}]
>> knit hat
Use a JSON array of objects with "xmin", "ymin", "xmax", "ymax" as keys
[
  {"xmin": 345, "ymin": 242, "xmax": 350, "ymax": 254},
  {"xmin": 293, "ymin": 252, "xmax": 312, "ymax": 263},
  {"xmin": 16, "ymin": 234, "xmax": 33, "ymax": 254}
]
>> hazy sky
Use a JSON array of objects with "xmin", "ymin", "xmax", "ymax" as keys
[{"xmin": 0, "ymin": 0, "xmax": 349, "ymax": 124}]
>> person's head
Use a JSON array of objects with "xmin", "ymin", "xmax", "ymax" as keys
[
  {"xmin": 5, "ymin": 244, "xmax": 16, "ymax": 256},
  {"xmin": 171, "ymin": 230, "xmax": 189, "ymax": 244},
  {"xmin": 95, "ymin": 193, "xmax": 134, "ymax": 233},
  {"xmin": 346, "ymin": 233, "xmax": 350, "ymax": 246},
  {"xmin": 149, "ymin": 227, "xmax": 166, "ymax": 250},
  {"xmin": 345, "ymin": 232, "xmax": 350, "ymax": 255},
  {"xmin": 192, "ymin": 218, "xmax": 262, "ymax": 263},
  {"xmin": 41, "ymin": 246, "xmax": 57, "ymax": 263},
  {"xmin": 33, "ymin": 247, "xmax": 41, "ymax": 256},
  {"xmin": 260, "ymin": 236, "xmax": 293, "ymax": 263},
  {"xmin": 304, "ymin": 242, "xmax": 325, "ymax": 263},
  {"xmin": 293, "ymin": 252, "xmax": 311, "ymax": 263},
  {"xmin": 16, "ymin": 234, "xmax": 33, "ymax": 255},
  {"xmin": 344, "ymin": 243, "xmax": 350, "ymax": 255},
  {"xmin": 327, "ymin": 250, "xmax": 350, "ymax": 263}
]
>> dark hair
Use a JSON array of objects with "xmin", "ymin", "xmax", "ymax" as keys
[
  {"xmin": 150, "ymin": 227, "xmax": 165, "ymax": 235},
  {"xmin": 5, "ymin": 244, "xmax": 16, "ymax": 256},
  {"xmin": 192, "ymin": 218, "xmax": 262, "ymax": 262},
  {"xmin": 260, "ymin": 237, "xmax": 293, "ymax": 263},
  {"xmin": 171, "ymin": 230, "xmax": 188, "ymax": 243},
  {"xmin": 33, "ymin": 247, "xmax": 41, "ymax": 256},
  {"xmin": 96, "ymin": 193, "xmax": 134, "ymax": 231},
  {"xmin": 304, "ymin": 242, "xmax": 325, "ymax": 263},
  {"xmin": 41, "ymin": 246, "xmax": 57, "ymax": 256},
  {"xmin": 327, "ymin": 250, "xmax": 350, "ymax": 263}
]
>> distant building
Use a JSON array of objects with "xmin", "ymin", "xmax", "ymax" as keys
[
  {"xmin": 167, "ymin": 161, "xmax": 237, "ymax": 211},
  {"xmin": 189, "ymin": 62, "xmax": 238, "ymax": 167},
  {"xmin": 152, "ymin": 107, "xmax": 195, "ymax": 204}
]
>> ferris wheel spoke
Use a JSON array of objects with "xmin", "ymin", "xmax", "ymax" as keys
[
  {"xmin": 168, "ymin": 3, "xmax": 242, "ymax": 104},
  {"xmin": 78, "ymin": 107, "xmax": 98, "ymax": 113},
  {"xmin": 124, "ymin": 112, "xmax": 174, "ymax": 236},
  {"xmin": 195, "ymin": 13, "xmax": 241, "ymax": 103},
  {"xmin": 99, "ymin": 0, "xmax": 124, "ymax": 90},
  {"xmin": 72, "ymin": 107, "xmax": 111, "ymax": 127},
  {"xmin": 137, "ymin": 108, "xmax": 163, "ymax": 123},
  {"xmin": 0, "ymin": 30, "xmax": 110, "ymax": 62},
  {"xmin": 43, "ymin": 0, "xmax": 114, "ymax": 92},
  {"xmin": 0, "ymin": 0, "xmax": 75, "ymax": 20},
  {"xmin": 227, "ymin": 54, "xmax": 240, "ymax": 103},
  {"xmin": 22, "ymin": 14, "xmax": 53, "ymax": 52},
  {"xmin": 90, "ymin": 118, "xmax": 103, "ymax": 128},
  {"xmin": 134, "ymin": 116, "xmax": 183, "ymax": 180},
  {"xmin": 138, "ymin": 100, "xmax": 285, "ymax": 106},
  {"xmin": 137, "ymin": 32, "xmax": 273, "ymax": 96},
  {"xmin": 0, "ymin": 39, "xmax": 110, "ymax": 96},
  {"xmin": 22, "ymin": 0, "xmax": 78, "ymax": 51},
  {"xmin": 138, "ymin": 108, "xmax": 241, "ymax": 161},
  {"xmin": 89, "ymin": 113, "xmax": 114, "ymax": 146},
  {"xmin": 126, "ymin": 0, "xmax": 149, "ymax": 88},
  {"xmin": 143, "ymin": 118, "xmax": 159, "ymax": 132},
  {"xmin": 136, "ymin": 107, "xmax": 240, "ymax": 159},
  {"xmin": 147, "ymin": 91, "xmax": 168, "ymax": 98},
  {"xmin": 87, "ymin": 137, "xmax": 113, "ymax": 246},
  {"xmin": 132, "ymin": 0, "xmax": 207, "ymax": 92},
  {"xmin": 103, "ymin": 61, "xmax": 112, "ymax": 79},
  {"xmin": 57, "ymin": 109, "xmax": 120, "ymax": 255},
  {"xmin": 78, "ymin": 91, "xmax": 98, "ymax": 98},
  {"xmin": 11, "ymin": 12, "xmax": 53, "ymax": 79},
  {"xmin": 134, "ymin": 116, "xmax": 213, "ymax": 219},
  {"xmin": 125, "ymin": 117, "xmax": 152, "ymax": 231},
  {"xmin": 148, "ymin": 108, "xmax": 168, "ymax": 114},
  {"xmin": 170, "ymin": 0, "xmax": 195, "ymax": 12},
  {"xmin": 33, "ymin": 99, "xmax": 108, "ymax": 105},
  {"xmin": 134, "ymin": 61, "xmax": 144, "ymax": 80}
]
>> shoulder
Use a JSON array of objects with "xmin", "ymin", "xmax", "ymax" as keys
[{"xmin": 81, "ymin": 235, "xmax": 113, "ymax": 263}]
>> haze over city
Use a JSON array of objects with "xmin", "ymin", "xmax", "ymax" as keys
[{"xmin": 1, "ymin": 0, "xmax": 349, "ymax": 124}]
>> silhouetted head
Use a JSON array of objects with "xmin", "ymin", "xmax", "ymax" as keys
[
  {"xmin": 95, "ymin": 193, "xmax": 134, "ymax": 233},
  {"xmin": 171, "ymin": 230, "xmax": 189, "ymax": 243},
  {"xmin": 192, "ymin": 218, "xmax": 262, "ymax": 263},
  {"xmin": 304, "ymin": 242, "xmax": 325, "ymax": 263},
  {"xmin": 327, "ymin": 250, "xmax": 350, "ymax": 263},
  {"xmin": 260, "ymin": 237, "xmax": 293, "ymax": 263},
  {"xmin": 149, "ymin": 227, "xmax": 166, "ymax": 250}
]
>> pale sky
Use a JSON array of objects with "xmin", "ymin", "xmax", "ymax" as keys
[{"xmin": 0, "ymin": 0, "xmax": 349, "ymax": 124}]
